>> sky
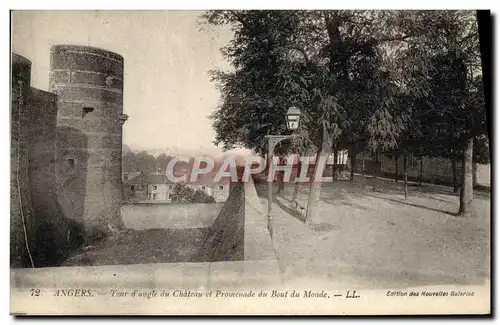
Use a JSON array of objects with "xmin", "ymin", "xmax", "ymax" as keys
[{"xmin": 11, "ymin": 10, "xmax": 249, "ymax": 157}]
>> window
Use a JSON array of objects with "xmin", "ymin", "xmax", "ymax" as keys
[
  {"xmin": 131, "ymin": 185, "xmax": 135, "ymax": 192},
  {"xmin": 201, "ymin": 186, "xmax": 206, "ymax": 190},
  {"xmin": 82, "ymin": 106, "xmax": 94, "ymax": 118},
  {"xmin": 66, "ymin": 158, "xmax": 75, "ymax": 167},
  {"xmin": 219, "ymin": 185, "xmax": 224, "ymax": 190}
]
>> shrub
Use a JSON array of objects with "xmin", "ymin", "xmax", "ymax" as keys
[{"xmin": 170, "ymin": 184, "xmax": 216, "ymax": 203}]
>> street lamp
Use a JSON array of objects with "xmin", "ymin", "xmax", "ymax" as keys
[
  {"xmin": 264, "ymin": 107, "xmax": 302, "ymax": 235},
  {"xmin": 285, "ymin": 106, "xmax": 301, "ymax": 131}
]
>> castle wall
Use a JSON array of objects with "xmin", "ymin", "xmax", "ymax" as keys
[
  {"xmin": 50, "ymin": 45, "xmax": 127, "ymax": 235},
  {"xmin": 27, "ymin": 88, "xmax": 85, "ymax": 266},
  {"xmin": 11, "ymin": 53, "xmax": 35, "ymax": 268},
  {"xmin": 11, "ymin": 52, "xmax": 88, "ymax": 268},
  {"xmin": 27, "ymin": 89, "xmax": 59, "ymax": 223}
]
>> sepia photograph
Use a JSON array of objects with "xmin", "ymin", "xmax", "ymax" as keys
[{"xmin": 9, "ymin": 9, "xmax": 491, "ymax": 315}]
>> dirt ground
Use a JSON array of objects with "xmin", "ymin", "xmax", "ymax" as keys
[
  {"xmin": 255, "ymin": 175, "xmax": 490, "ymax": 289},
  {"xmin": 62, "ymin": 186, "xmax": 245, "ymax": 267},
  {"xmin": 62, "ymin": 228, "xmax": 209, "ymax": 266},
  {"xmin": 62, "ymin": 175, "xmax": 490, "ymax": 290}
]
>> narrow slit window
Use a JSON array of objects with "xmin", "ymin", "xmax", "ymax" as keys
[{"xmin": 82, "ymin": 106, "xmax": 95, "ymax": 118}]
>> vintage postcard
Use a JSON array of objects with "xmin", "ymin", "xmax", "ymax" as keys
[{"xmin": 10, "ymin": 9, "xmax": 491, "ymax": 315}]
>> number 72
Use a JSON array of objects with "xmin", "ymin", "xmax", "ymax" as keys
[{"xmin": 29, "ymin": 289, "xmax": 40, "ymax": 297}]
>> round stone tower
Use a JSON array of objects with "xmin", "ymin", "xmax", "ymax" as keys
[{"xmin": 50, "ymin": 45, "xmax": 128, "ymax": 237}]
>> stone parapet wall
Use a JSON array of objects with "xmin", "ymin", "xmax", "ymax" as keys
[
  {"xmin": 121, "ymin": 203, "xmax": 224, "ymax": 230},
  {"xmin": 243, "ymin": 178, "xmax": 278, "ymax": 261}
]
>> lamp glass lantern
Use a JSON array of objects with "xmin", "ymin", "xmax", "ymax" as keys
[{"xmin": 285, "ymin": 106, "xmax": 302, "ymax": 131}]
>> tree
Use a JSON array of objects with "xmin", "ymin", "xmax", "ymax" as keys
[
  {"xmin": 193, "ymin": 189, "xmax": 217, "ymax": 203},
  {"xmin": 156, "ymin": 153, "xmax": 173, "ymax": 174},
  {"xmin": 373, "ymin": 11, "xmax": 486, "ymax": 206},
  {"xmin": 122, "ymin": 150, "xmax": 158, "ymax": 174},
  {"xmin": 472, "ymin": 134, "xmax": 489, "ymax": 187},
  {"xmin": 135, "ymin": 151, "xmax": 157, "ymax": 173},
  {"xmin": 202, "ymin": 10, "xmax": 408, "ymax": 224},
  {"xmin": 203, "ymin": 11, "xmax": 332, "ymax": 224},
  {"xmin": 122, "ymin": 151, "xmax": 137, "ymax": 173},
  {"xmin": 405, "ymin": 11, "xmax": 484, "ymax": 216},
  {"xmin": 170, "ymin": 184, "xmax": 216, "ymax": 204}
]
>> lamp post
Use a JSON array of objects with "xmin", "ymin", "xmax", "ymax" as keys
[{"xmin": 265, "ymin": 107, "xmax": 302, "ymax": 232}]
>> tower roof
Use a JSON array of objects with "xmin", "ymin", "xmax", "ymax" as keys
[{"xmin": 50, "ymin": 44, "xmax": 123, "ymax": 62}]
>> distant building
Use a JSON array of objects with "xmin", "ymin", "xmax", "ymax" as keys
[{"xmin": 124, "ymin": 172, "xmax": 230, "ymax": 203}]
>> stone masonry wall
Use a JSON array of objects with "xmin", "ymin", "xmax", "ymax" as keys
[
  {"xmin": 11, "ymin": 53, "xmax": 35, "ymax": 268},
  {"xmin": 50, "ymin": 45, "xmax": 127, "ymax": 236}
]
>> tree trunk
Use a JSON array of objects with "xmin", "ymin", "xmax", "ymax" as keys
[
  {"xmin": 458, "ymin": 137, "xmax": 474, "ymax": 216},
  {"xmin": 372, "ymin": 150, "xmax": 379, "ymax": 192},
  {"xmin": 452, "ymin": 155, "xmax": 458, "ymax": 192},
  {"xmin": 291, "ymin": 159, "xmax": 302, "ymax": 201},
  {"xmin": 419, "ymin": 158, "xmax": 423, "ymax": 186},
  {"xmin": 277, "ymin": 177, "xmax": 284, "ymax": 197},
  {"xmin": 276, "ymin": 157, "xmax": 285, "ymax": 198},
  {"xmin": 339, "ymin": 151, "xmax": 343, "ymax": 176},
  {"xmin": 403, "ymin": 154, "xmax": 408, "ymax": 200},
  {"xmin": 349, "ymin": 147, "xmax": 356, "ymax": 183},
  {"xmin": 473, "ymin": 162, "xmax": 478, "ymax": 188},
  {"xmin": 305, "ymin": 138, "xmax": 332, "ymax": 225},
  {"xmin": 292, "ymin": 180, "xmax": 300, "ymax": 202},
  {"xmin": 332, "ymin": 148, "xmax": 338, "ymax": 181},
  {"xmin": 394, "ymin": 155, "xmax": 399, "ymax": 182}
]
